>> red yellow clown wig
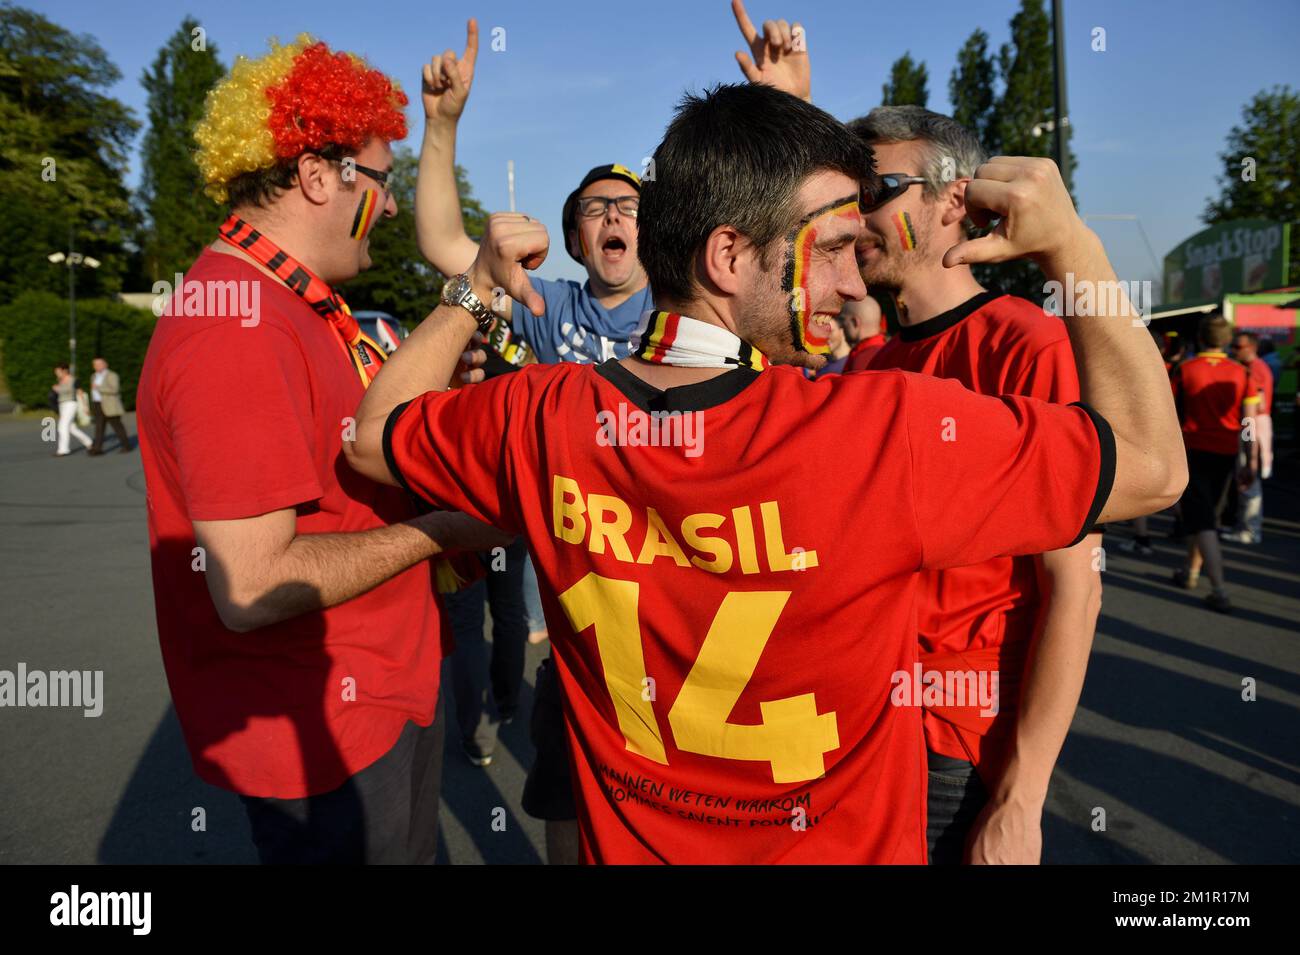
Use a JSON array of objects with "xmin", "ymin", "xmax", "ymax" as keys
[{"xmin": 194, "ymin": 36, "xmax": 408, "ymax": 203}]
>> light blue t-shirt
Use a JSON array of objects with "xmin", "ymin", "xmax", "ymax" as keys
[{"xmin": 512, "ymin": 277, "xmax": 653, "ymax": 364}]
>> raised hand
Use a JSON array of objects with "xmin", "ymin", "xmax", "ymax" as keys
[
  {"xmin": 422, "ymin": 19, "xmax": 479, "ymax": 126},
  {"xmin": 467, "ymin": 213, "xmax": 549, "ymax": 318},
  {"xmin": 731, "ymin": 0, "xmax": 811, "ymax": 102},
  {"xmin": 943, "ymin": 157, "xmax": 1090, "ymax": 269}
]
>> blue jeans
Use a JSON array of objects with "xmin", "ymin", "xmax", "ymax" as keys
[
  {"xmin": 926, "ymin": 752, "xmax": 988, "ymax": 864},
  {"xmin": 522, "ymin": 551, "xmax": 546, "ymax": 633}
]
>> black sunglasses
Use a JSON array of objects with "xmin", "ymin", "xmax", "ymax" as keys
[{"xmin": 861, "ymin": 173, "xmax": 928, "ymax": 212}]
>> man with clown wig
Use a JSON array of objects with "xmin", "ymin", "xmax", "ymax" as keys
[{"xmin": 136, "ymin": 35, "xmax": 506, "ymax": 864}]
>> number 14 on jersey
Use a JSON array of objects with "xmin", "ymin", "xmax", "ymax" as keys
[{"xmin": 559, "ymin": 572, "xmax": 839, "ymax": 784}]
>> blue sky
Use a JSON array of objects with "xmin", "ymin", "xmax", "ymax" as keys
[{"xmin": 28, "ymin": 0, "xmax": 1300, "ymax": 290}]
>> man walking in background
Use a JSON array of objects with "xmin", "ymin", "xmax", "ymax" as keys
[
  {"xmin": 1171, "ymin": 315, "xmax": 1260, "ymax": 612},
  {"xmin": 87, "ymin": 356, "xmax": 131, "ymax": 455}
]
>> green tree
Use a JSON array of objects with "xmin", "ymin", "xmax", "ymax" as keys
[
  {"xmin": 1203, "ymin": 85, "xmax": 1300, "ymax": 283},
  {"xmin": 978, "ymin": 0, "xmax": 1075, "ymax": 302},
  {"xmin": 342, "ymin": 154, "xmax": 488, "ymax": 323},
  {"xmin": 881, "ymin": 52, "xmax": 929, "ymax": 107},
  {"xmin": 138, "ymin": 17, "xmax": 226, "ymax": 283},
  {"xmin": 949, "ymin": 29, "xmax": 998, "ymax": 153},
  {"xmin": 0, "ymin": 3, "xmax": 139, "ymax": 305}
]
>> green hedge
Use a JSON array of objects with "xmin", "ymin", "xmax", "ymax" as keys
[{"xmin": 0, "ymin": 291, "xmax": 155, "ymax": 411}]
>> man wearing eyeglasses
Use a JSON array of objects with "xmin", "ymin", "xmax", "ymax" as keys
[{"xmin": 416, "ymin": 21, "xmax": 651, "ymax": 367}]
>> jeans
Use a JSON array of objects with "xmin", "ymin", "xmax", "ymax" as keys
[
  {"xmin": 926, "ymin": 751, "xmax": 989, "ymax": 864},
  {"xmin": 447, "ymin": 536, "xmax": 529, "ymax": 753},
  {"xmin": 1232, "ymin": 472, "xmax": 1263, "ymax": 542},
  {"xmin": 522, "ymin": 551, "xmax": 546, "ymax": 633}
]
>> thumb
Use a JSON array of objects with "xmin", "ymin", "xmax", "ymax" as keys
[
  {"xmin": 735, "ymin": 51, "xmax": 761, "ymax": 83},
  {"xmin": 516, "ymin": 272, "xmax": 545, "ymax": 317},
  {"xmin": 943, "ymin": 234, "xmax": 1016, "ymax": 268}
]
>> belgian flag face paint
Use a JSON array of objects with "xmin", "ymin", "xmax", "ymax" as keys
[
  {"xmin": 350, "ymin": 188, "xmax": 379, "ymax": 240},
  {"xmin": 891, "ymin": 210, "xmax": 917, "ymax": 251},
  {"xmin": 782, "ymin": 196, "xmax": 862, "ymax": 354}
]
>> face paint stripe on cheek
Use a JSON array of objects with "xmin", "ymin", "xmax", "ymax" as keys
[
  {"xmin": 892, "ymin": 210, "xmax": 916, "ymax": 251},
  {"xmin": 784, "ymin": 200, "xmax": 859, "ymax": 354},
  {"xmin": 350, "ymin": 188, "xmax": 378, "ymax": 240}
]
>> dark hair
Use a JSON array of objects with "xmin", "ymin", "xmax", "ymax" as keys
[
  {"xmin": 225, "ymin": 143, "xmax": 356, "ymax": 210},
  {"xmin": 54, "ymin": 363, "xmax": 69, "ymax": 372},
  {"xmin": 638, "ymin": 83, "xmax": 878, "ymax": 305},
  {"xmin": 1234, "ymin": 330, "xmax": 1259, "ymax": 347}
]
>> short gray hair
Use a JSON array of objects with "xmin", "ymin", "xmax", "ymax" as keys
[{"xmin": 847, "ymin": 106, "xmax": 986, "ymax": 198}]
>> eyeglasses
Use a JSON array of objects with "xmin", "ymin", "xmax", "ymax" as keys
[
  {"xmin": 862, "ymin": 173, "xmax": 928, "ymax": 212},
  {"xmin": 577, "ymin": 195, "xmax": 639, "ymax": 219},
  {"xmin": 350, "ymin": 161, "xmax": 392, "ymax": 198}
]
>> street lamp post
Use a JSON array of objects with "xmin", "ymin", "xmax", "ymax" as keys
[
  {"xmin": 1051, "ymin": 0, "xmax": 1072, "ymax": 191},
  {"xmin": 47, "ymin": 241, "xmax": 100, "ymax": 379}
]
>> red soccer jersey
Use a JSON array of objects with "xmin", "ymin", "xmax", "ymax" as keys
[
  {"xmin": 1171, "ymin": 351, "xmax": 1259, "ymax": 455},
  {"xmin": 867, "ymin": 291, "xmax": 1083, "ymax": 769},
  {"xmin": 137, "ymin": 249, "xmax": 445, "ymax": 799},
  {"xmin": 1245, "ymin": 357, "xmax": 1274, "ymax": 416},
  {"xmin": 384, "ymin": 353, "xmax": 1114, "ymax": 863}
]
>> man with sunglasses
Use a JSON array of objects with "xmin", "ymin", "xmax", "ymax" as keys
[
  {"xmin": 416, "ymin": 21, "xmax": 651, "ymax": 367},
  {"xmin": 848, "ymin": 106, "xmax": 1104, "ymax": 865}
]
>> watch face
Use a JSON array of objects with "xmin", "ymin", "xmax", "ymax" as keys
[{"xmin": 443, "ymin": 273, "xmax": 468, "ymax": 305}]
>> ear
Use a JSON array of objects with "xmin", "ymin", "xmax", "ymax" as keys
[
  {"xmin": 700, "ymin": 224, "xmax": 750, "ymax": 296},
  {"xmin": 566, "ymin": 228, "xmax": 582, "ymax": 260},
  {"xmin": 295, "ymin": 153, "xmax": 334, "ymax": 206},
  {"xmin": 940, "ymin": 178, "xmax": 972, "ymax": 229}
]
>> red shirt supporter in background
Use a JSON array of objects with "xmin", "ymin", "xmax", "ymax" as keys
[
  {"xmin": 841, "ymin": 294, "xmax": 888, "ymax": 372},
  {"xmin": 1168, "ymin": 316, "xmax": 1259, "ymax": 613},
  {"xmin": 1172, "ymin": 348, "xmax": 1259, "ymax": 455}
]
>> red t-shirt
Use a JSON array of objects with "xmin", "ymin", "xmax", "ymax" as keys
[
  {"xmin": 844, "ymin": 333, "xmax": 887, "ymax": 372},
  {"xmin": 867, "ymin": 291, "xmax": 1083, "ymax": 770},
  {"xmin": 136, "ymin": 248, "xmax": 445, "ymax": 799},
  {"xmin": 1171, "ymin": 351, "xmax": 1259, "ymax": 455},
  {"xmin": 1245, "ymin": 357, "xmax": 1274, "ymax": 416},
  {"xmin": 383, "ymin": 354, "xmax": 1114, "ymax": 863}
]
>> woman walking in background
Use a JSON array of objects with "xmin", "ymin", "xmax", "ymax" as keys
[{"xmin": 52, "ymin": 364, "xmax": 91, "ymax": 456}]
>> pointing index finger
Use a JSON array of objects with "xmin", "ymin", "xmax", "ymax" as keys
[
  {"xmin": 732, "ymin": 0, "xmax": 758, "ymax": 46},
  {"xmin": 463, "ymin": 18, "xmax": 479, "ymax": 70}
]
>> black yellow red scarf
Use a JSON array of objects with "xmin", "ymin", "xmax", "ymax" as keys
[
  {"xmin": 217, "ymin": 214, "xmax": 482, "ymax": 594},
  {"xmin": 217, "ymin": 214, "xmax": 387, "ymax": 389},
  {"xmin": 634, "ymin": 310, "xmax": 769, "ymax": 371}
]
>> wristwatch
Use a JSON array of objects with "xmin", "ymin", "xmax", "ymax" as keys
[{"xmin": 441, "ymin": 273, "xmax": 494, "ymax": 331}]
